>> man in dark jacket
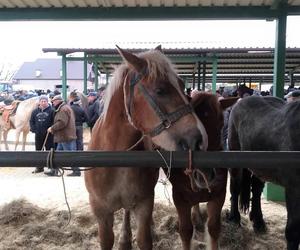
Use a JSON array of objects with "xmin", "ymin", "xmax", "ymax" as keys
[
  {"xmin": 69, "ymin": 95, "xmax": 88, "ymax": 151},
  {"xmin": 87, "ymin": 91, "xmax": 100, "ymax": 131},
  {"xmin": 30, "ymin": 95, "xmax": 54, "ymax": 173}
]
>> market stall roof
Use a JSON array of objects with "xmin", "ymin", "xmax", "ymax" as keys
[
  {"xmin": 43, "ymin": 46, "xmax": 300, "ymax": 84},
  {"xmin": 0, "ymin": 0, "xmax": 300, "ymax": 20}
]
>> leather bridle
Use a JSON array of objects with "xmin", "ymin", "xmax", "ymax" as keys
[{"xmin": 126, "ymin": 71, "xmax": 193, "ymax": 137}]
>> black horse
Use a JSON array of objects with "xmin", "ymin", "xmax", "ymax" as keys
[{"xmin": 228, "ymin": 95, "xmax": 300, "ymax": 250}]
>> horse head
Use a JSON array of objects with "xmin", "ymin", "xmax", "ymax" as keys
[
  {"xmin": 117, "ymin": 46, "xmax": 208, "ymax": 151},
  {"xmin": 191, "ymin": 93, "xmax": 238, "ymax": 191}
]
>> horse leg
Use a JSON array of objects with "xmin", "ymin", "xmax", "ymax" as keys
[
  {"xmin": 191, "ymin": 204, "xmax": 205, "ymax": 232},
  {"xmin": 14, "ymin": 130, "xmax": 21, "ymax": 151},
  {"xmin": 133, "ymin": 198, "xmax": 154, "ymax": 250},
  {"xmin": 173, "ymin": 197, "xmax": 193, "ymax": 250},
  {"xmin": 227, "ymin": 168, "xmax": 242, "ymax": 225},
  {"xmin": 206, "ymin": 191, "xmax": 226, "ymax": 250},
  {"xmin": 21, "ymin": 129, "xmax": 29, "ymax": 151},
  {"xmin": 3, "ymin": 129, "xmax": 9, "ymax": 150},
  {"xmin": 118, "ymin": 209, "xmax": 132, "ymax": 250},
  {"xmin": 89, "ymin": 197, "xmax": 114, "ymax": 250},
  {"xmin": 249, "ymin": 176, "xmax": 266, "ymax": 233},
  {"xmin": 285, "ymin": 186, "xmax": 300, "ymax": 250}
]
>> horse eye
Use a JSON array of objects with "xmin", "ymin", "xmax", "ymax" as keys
[{"xmin": 155, "ymin": 88, "xmax": 166, "ymax": 96}]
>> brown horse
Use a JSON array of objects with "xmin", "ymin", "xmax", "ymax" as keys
[
  {"xmin": 164, "ymin": 92, "xmax": 238, "ymax": 250},
  {"xmin": 84, "ymin": 46, "xmax": 208, "ymax": 250}
]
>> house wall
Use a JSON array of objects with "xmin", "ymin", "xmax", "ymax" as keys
[{"xmin": 14, "ymin": 79, "xmax": 94, "ymax": 92}]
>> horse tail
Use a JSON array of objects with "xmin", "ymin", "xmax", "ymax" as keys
[{"xmin": 239, "ymin": 169, "xmax": 251, "ymax": 214}]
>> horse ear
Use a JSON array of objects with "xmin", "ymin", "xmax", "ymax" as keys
[
  {"xmin": 116, "ymin": 45, "xmax": 147, "ymax": 73},
  {"xmin": 219, "ymin": 97, "xmax": 239, "ymax": 110},
  {"xmin": 154, "ymin": 45, "xmax": 162, "ymax": 52}
]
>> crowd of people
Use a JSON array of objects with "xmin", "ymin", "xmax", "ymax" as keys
[{"xmin": 29, "ymin": 86, "xmax": 106, "ymax": 177}]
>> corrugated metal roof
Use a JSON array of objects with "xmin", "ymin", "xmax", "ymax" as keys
[
  {"xmin": 0, "ymin": 0, "xmax": 299, "ymax": 20},
  {"xmin": 42, "ymin": 47, "xmax": 300, "ymax": 84},
  {"xmin": 0, "ymin": 0, "xmax": 300, "ymax": 8}
]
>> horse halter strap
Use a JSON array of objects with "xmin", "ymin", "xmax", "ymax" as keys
[{"xmin": 127, "ymin": 71, "xmax": 193, "ymax": 137}]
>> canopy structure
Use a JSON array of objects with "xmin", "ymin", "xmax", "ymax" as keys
[
  {"xmin": 1, "ymin": 0, "xmax": 300, "ymax": 99},
  {"xmin": 0, "ymin": 1, "xmax": 300, "ymax": 20},
  {"xmin": 43, "ymin": 46, "xmax": 300, "ymax": 96}
]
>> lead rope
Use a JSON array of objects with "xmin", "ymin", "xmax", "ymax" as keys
[
  {"xmin": 156, "ymin": 150, "xmax": 173, "ymax": 205},
  {"xmin": 184, "ymin": 150, "xmax": 199, "ymax": 192},
  {"xmin": 41, "ymin": 131, "xmax": 50, "ymax": 151},
  {"xmin": 46, "ymin": 148, "xmax": 72, "ymax": 228},
  {"xmin": 126, "ymin": 135, "xmax": 145, "ymax": 151},
  {"xmin": 184, "ymin": 150, "xmax": 212, "ymax": 193}
]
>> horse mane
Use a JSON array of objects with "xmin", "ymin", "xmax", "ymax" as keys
[
  {"xmin": 192, "ymin": 92, "xmax": 221, "ymax": 115},
  {"xmin": 102, "ymin": 49, "xmax": 179, "ymax": 120}
]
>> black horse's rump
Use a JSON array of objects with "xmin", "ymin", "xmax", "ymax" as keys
[{"xmin": 228, "ymin": 96, "xmax": 300, "ymax": 250}]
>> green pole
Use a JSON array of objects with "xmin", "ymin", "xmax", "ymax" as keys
[
  {"xmin": 106, "ymin": 73, "xmax": 109, "ymax": 85},
  {"xmin": 62, "ymin": 54, "xmax": 67, "ymax": 101},
  {"xmin": 83, "ymin": 53, "xmax": 87, "ymax": 95},
  {"xmin": 273, "ymin": 8, "xmax": 287, "ymax": 98},
  {"xmin": 94, "ymin": 62, "xmax": 99, "ymax": 91},
  {"xmin": 212, "ymin": 57, "xmax": 218, "ymax": 94}
]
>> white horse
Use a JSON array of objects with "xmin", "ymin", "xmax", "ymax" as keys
[{"xmin": 0, "ymin": 97, "xmax": 39, "ymax": 151}]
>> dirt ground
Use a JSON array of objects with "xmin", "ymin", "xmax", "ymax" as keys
[{"xmin": 0, "ymin": 130, "xmax": 287, "ymax": 249}]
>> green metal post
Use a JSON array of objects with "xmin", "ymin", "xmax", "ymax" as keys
[
  {"xmin": 94, "ymin": 62, "xmax": 99, "ymax": 91},
  {"xmin": 83, "ymin": 53, "xmax": 88, "ymax": 95},
  {"xmin": 202, "ymin": 60, "xmax": 206, "ymax": 91},
  {"xmin": 62, "ymin": 54, "xmax": 67, "ymax": 101},
  {"xmin": 106, "ymin": 73, "xmax": 109, "ymax": 85},
  {"xmin": 197, "ymin": 61, "xmax": 201, "ymax": 90},
  {"xmin": 212, "ymin": 57, "xmax": 218, "ymax": 94},
  {"xmin": 273, "ymin": 8, "xmax": 287, "ymax": 98}
]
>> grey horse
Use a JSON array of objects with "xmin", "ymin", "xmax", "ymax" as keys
[{"xmin": 228, "ymin": 95, "xmax": 300, "ymax": 250}]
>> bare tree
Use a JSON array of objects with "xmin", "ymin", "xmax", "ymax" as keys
[{"xmin": 0, "ymin": 62, "xmax": 17, "ymax": 81}]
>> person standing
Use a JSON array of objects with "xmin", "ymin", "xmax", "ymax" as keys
[
  {"xmin": 87, "ymin": 91, "xmax": 100, "ymax": 131},
  {"xmin": 97, "ymin": 85, "xmax": 106, "ymax": 116},
  {"xmin": 30, "ymin": 95, "xmax": 55, "ymax": 173},
  {"xmin": 69, "ymin": 94, "xmax": 88, "ymax": 151},
  {"xmin": 45, "ymin": 95, "xmax": 79, "ymax": 176}
]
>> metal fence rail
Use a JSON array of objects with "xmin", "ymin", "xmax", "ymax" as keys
[{"xmin": 0, "ymin": 151, "xmax": 299, "ymax": 169}]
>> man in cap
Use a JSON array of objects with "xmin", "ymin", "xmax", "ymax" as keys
[
  {"xmin": 87, "ymin": 91, "xmax": 100, "ymax": 131},
  {"xmin": 285, "ymin": 90, "xmax": 300, "ymax": 103},
  {"xmin": 45, "ymin": 95, "xmax": 80, "ymax": 176},
  {"xmin": 30, "ymin": 95, "xmax": 55, "ymax": 173}
]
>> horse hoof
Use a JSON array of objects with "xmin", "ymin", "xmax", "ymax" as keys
[
  {"xmin": 253, "ymin": 221, "xmax": 267, "ymax": 234},
  {"xmin": 225, "ymin": 210, "xmax": 241, "ymax": 225},
  {"xmin": 118, "ymin": 241, "xmax": 132, "ymax": 250}
]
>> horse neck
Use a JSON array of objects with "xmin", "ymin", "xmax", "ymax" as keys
[
  {"xmin": 15, "ymin": 100, "xmax": 37, "ymax": 127},
  {"xmin": 93, "ymin": 85, "xmax": 142, "ymax": 150}
]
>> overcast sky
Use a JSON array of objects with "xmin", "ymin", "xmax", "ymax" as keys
[{"xmin": 0, "ymin": 16, "xmax": 299, "ymax": 71}]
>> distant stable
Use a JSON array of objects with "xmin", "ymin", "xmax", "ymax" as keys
[{"xmin": 0, "ymin": 151, "xmax": 299, "ymax": 169}]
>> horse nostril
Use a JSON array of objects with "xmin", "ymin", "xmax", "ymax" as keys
[
  {"xmin": 194, "ymin": 136, "xmax": 203, "ymax": 151},
  {"xmin": 178, "ymin": 139, "xmax": 189, "ymax": 151}
]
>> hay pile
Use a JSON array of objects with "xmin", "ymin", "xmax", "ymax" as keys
[{"xmin": 0, "ymin": 199, "xmax": 286, "ymax": 250}]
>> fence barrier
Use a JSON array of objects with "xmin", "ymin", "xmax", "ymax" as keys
[{"xmin": 0, "ymin": 151, "xmax": 299, "ymax": 169}]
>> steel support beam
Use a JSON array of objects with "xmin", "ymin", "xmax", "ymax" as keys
[
  {"xmin": 93, "ymin": 62, "xmax": 99, "ymax": 91},
  {"xmin": 0, "ymin": 7, "xmax": 288, "ymax": 21},
  {"xmin": 61, "ymin": 54, "xmax": 67, "ymax": 101},
  {"xmin": 0, "ymin": 151, "xmax": 300, "ymax": 169},
  {"xmin": 273, "ymin": 6, "xmax": 287, "ymax": 98},
  {"xmin": 83, "ymin": 52, "xmax": 88, "ymax": 95},
  {"xmin": 212, "ymin": 57, "xmax": 218, "ymax": 94}
]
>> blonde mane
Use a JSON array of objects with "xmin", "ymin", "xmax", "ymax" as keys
[{"xmin": 102, "ymin": 49, "xmax": 180, "ymax": 120}]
